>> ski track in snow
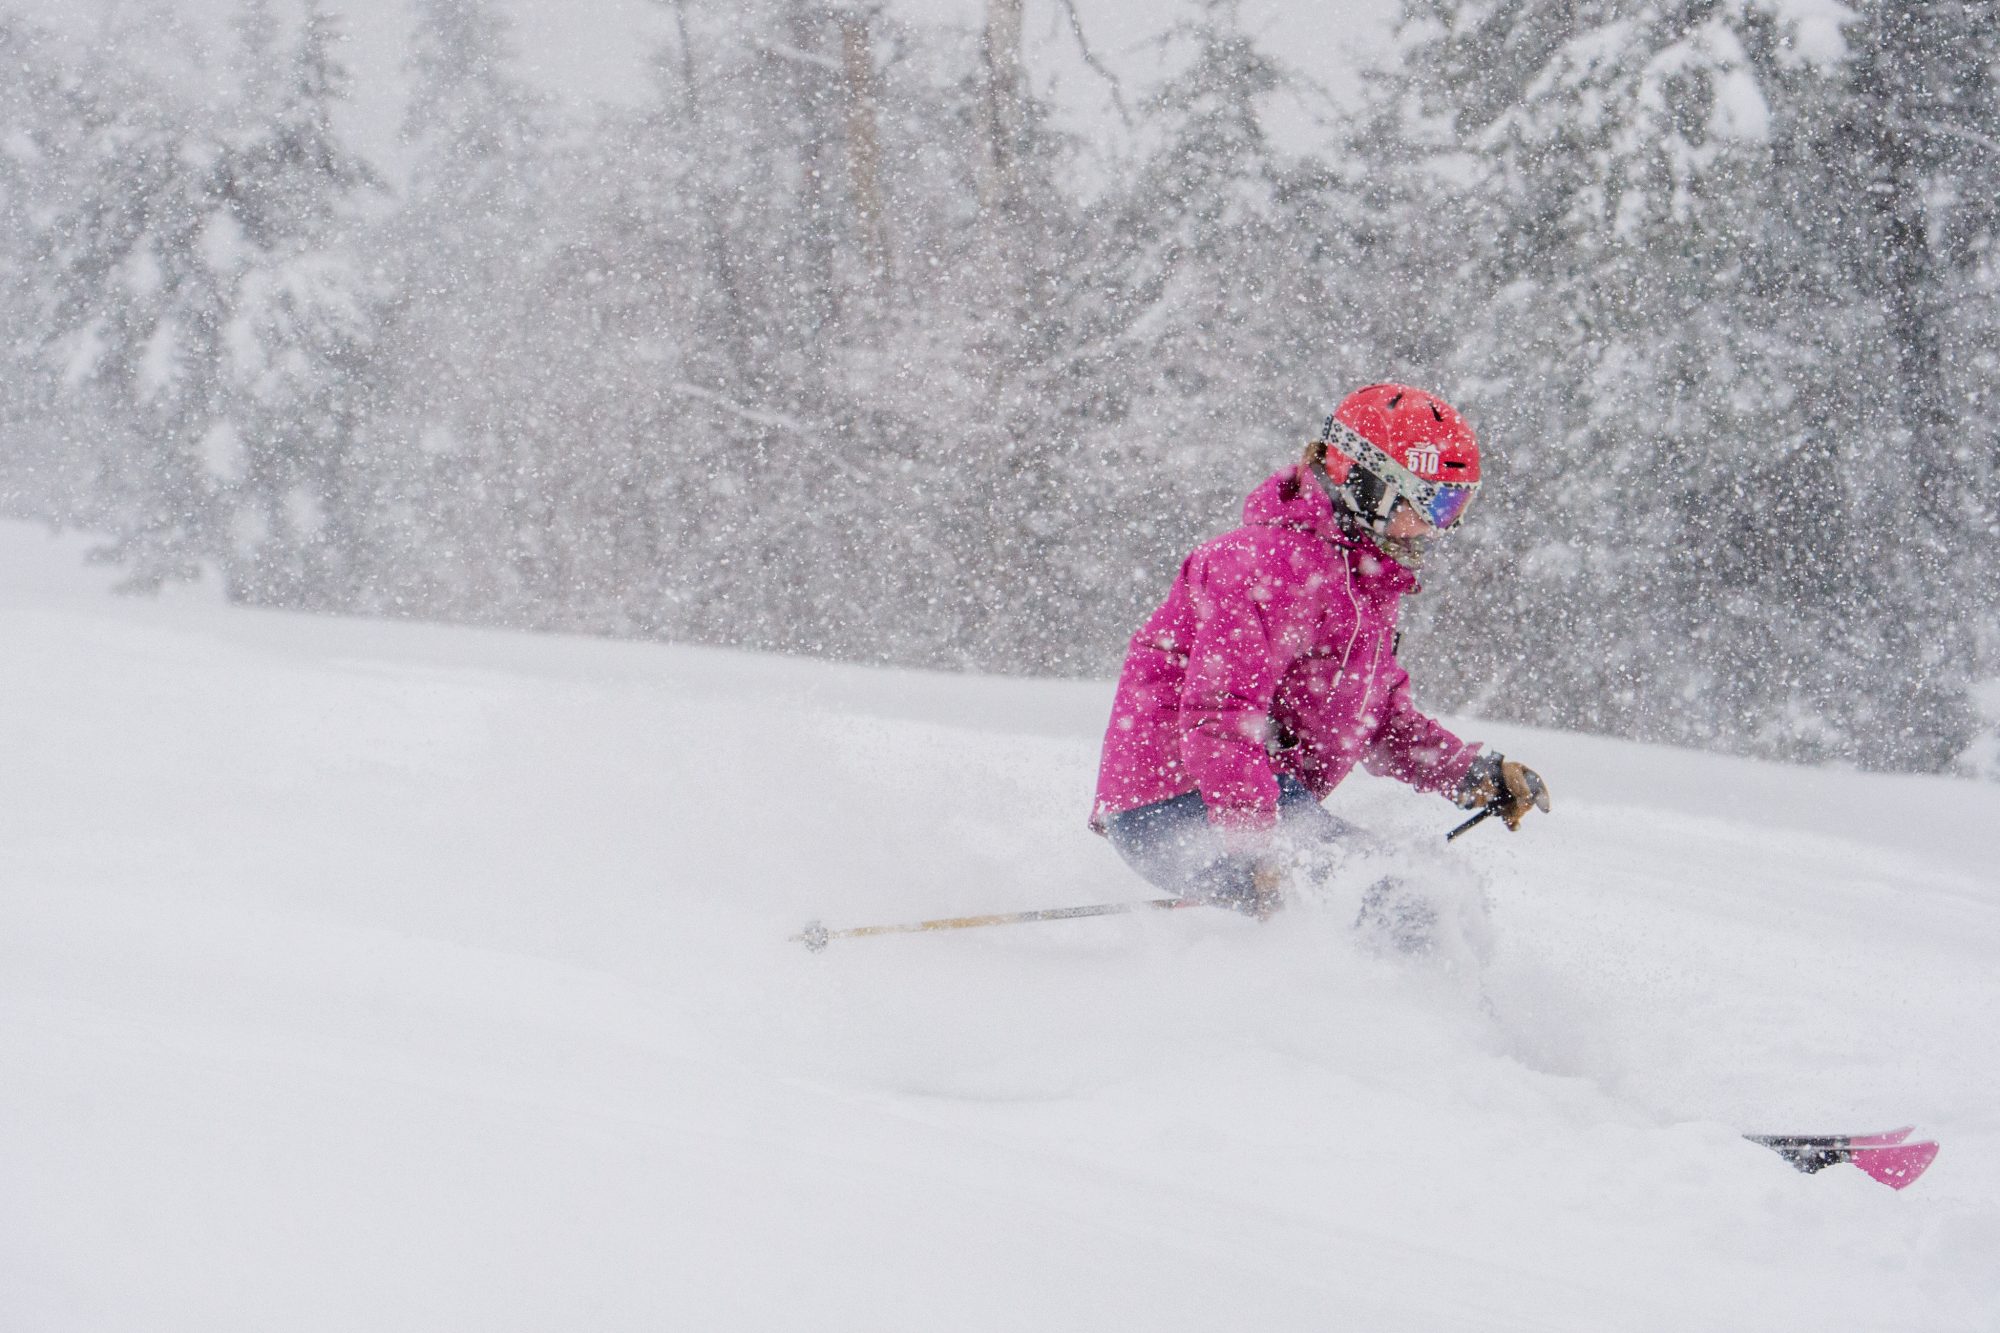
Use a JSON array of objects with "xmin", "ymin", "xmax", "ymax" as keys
[{"xmin": 1, "ymin": 521, "xmax": 1996, "ymax": 1331}]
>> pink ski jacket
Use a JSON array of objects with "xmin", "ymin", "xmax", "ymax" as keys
[{"xmin": 1092, "ymin": 465, "xmax": 1480, "ymax": 834}]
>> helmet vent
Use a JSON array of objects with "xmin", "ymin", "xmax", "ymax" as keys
[
  {"xmin": 1431, "ymin": 402, "xmax": 1446, "ymax": 421},
  {"xmin": 1386, "ymin": 392, "xmax": 1404, "ymax": 408}
]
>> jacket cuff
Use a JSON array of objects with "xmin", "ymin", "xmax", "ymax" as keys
[{"xmin": 1437, "ymin": 741, "xmax": 1484, "ymax": 797}]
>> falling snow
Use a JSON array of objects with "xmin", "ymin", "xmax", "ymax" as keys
[{"xmin": 0, "ymin": 0, "xmax": 1993, "ymax": 769}]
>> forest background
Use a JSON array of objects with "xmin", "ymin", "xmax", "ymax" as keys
[{"xmin": 2, "ymin": 0, "xmax": 1996, "ymax": 777}]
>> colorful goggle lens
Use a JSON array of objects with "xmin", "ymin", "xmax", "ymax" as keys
[{"xmin": 1423, "ymin": 482, "xmax": 1478, "ymax": 530}]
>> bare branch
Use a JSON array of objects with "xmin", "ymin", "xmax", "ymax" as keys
[
  {"xmin": 757, "ymin": 40, "xmax": 841, "ymax": 73},
  {"xmin": 669, "ymin": 381, "xmax": 821, "ymax": 434},
  {"xmin": 1054, "ymin": 0, "xmax": 1130, "ymax": 127},
  {"xmin": 1890, "ymin": 115, "xmax": 2000, "ymax": 162}
]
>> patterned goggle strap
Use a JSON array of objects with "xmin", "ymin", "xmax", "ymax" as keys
[{"xmin": 1319, "ymin": 417, "xmax": 1478, "ymax": 531}]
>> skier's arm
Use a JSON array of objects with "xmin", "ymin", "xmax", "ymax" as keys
[
  {"xmin": 1177, "ymin": 553, "xmax": 1288, "ymax": 833},
  {"xmin": 1360, "ymin": 657, "xmax": 1481, "ymax": 796}
]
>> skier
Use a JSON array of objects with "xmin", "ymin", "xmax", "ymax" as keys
[{"xmin": 1090, "ymin": 383, "xmax": 1548, "ymax": 922}]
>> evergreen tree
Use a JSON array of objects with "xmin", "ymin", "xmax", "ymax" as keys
[
  {"xmin": 1782, "ymin": 0, "xmax": 2000, "ymax": 767},
  {"xmin": 1374, "ymin": 0, "xmax": 1969, "ymax": 767},
  {"xmin": 35, "ymin": 58, "xmax": 232, "ymax": 590},
  {"xmin": 518, "ymin": 0, "xmax": 974, "ymax": 661},
  {"xmin": 214, "ymin": 0, "xmax": 386, "ymax": 608},
  {"xmin": 916, "ymin": 2, "xmax": 1090, "ymax": 673},
  {"xmin": 360, "ymin": 0, "xmax": 552, "ymax": 622},
  {"xmin": 0, "ymin": 17, "xmax": 91, "ymax": 519}
]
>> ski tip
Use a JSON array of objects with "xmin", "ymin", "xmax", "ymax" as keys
[
  {"xmin": 1851, "ymin": 1140, "xmax": 1939, "ymax": 1191},
  {"xmin": 1744, "ymin": 1124, "xmax": 1919, "ymax": 1151},
  {"xmin": 1848, "ymin": 1125, "xmax": 1918, "ymax": 1148}
]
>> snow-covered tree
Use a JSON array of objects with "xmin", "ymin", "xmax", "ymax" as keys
[
  {"xmin": 353, "ymin": 0, "xmax": 552, "ymax": 620},
  {"xmin": 212, "ymin": 0, "xmax": 385, "ymax": 607},
  {"xmin": 28, "ymin": 4, "xmax": 382, "ymax": 603},
  {"xmin": 35, "ymin": 58, "xmax": 233, "ymax": 590},
  {"xmin": 1370, "ymin": 0, "xmax": 1987, "ymax": 769},
  {"xmin": 1781, "ymin": 0, "xmax": 2000, "ymax": 768},
  {"xmin": 0, "ymin": 16, "xmax": 93, "ymax": 520}
]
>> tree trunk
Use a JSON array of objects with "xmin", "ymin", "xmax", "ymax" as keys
[
  {"xmin": 977, "ymin": 0, "xmax": 1024, "ymax": 219},
  {"xmin": 835, "ymin": 7, "xmax": 892, "ymax": 299}
]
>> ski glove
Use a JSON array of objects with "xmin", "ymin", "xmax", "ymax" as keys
[{"xmin": 1454, "ymin": 753, "xmax": 1550, "ymax": 831}]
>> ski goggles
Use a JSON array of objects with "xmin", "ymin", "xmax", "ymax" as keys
[{"xmin": 1420, "ymin": 481, "xmax": 1478, "ymax": 531}]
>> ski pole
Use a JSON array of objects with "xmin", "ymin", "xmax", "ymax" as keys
[
  {"xmin": 1445, "ymin": 807, "xmax": 1495, "ymax": 841},
  {"xmin": 792, "ymin": 896, "xmax": 1195, "ymax": 952}
]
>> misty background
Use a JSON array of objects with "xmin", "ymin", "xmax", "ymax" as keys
[{"xmin": 1, "ymin": 0, "xmax": 1995, "ymax": 777}]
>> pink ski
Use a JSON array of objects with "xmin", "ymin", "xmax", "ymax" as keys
[
  {"xmin": 1849, "ymin": 1140, "xmax": 1939, "ymax": 1190},
  {"xmin": 1745, "ymin": 1127, "xmax": 1939, "ymax": 1189}
]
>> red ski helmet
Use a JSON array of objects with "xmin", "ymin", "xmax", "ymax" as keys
[{"xmin": 1309, "ymin": 384, "xmax": 1481, "ymax": 553}]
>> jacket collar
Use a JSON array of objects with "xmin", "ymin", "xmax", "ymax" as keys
[{"xmin": 1242, "ymin": 466, "xmax": 1420, "ymax": 594}]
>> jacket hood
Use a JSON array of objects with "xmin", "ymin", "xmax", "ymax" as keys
[
  {"xmin": 1242, "ymin": 466, "xmax": 1420, "ymax": 594},
  {"xmin": 1242, "ymin": 464, "xmax": 1334, "ymax": 535}
]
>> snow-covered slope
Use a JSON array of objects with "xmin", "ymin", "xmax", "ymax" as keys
[{"xmin": 3, "ymin": 520, "xmax": 1995, "ymax": 1331}]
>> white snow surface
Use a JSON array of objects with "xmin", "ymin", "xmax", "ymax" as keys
[{"xmin": 2, "ymin": 520, "xmax": 1996, "ymax": 1331}]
